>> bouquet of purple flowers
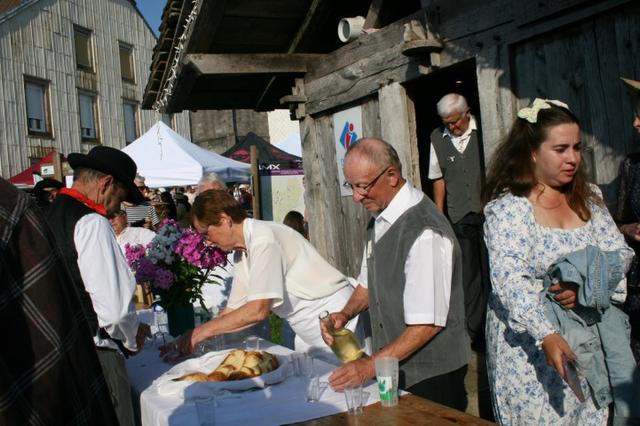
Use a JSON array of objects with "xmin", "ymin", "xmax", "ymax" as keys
[{"xmin": 125, "ymin": 219, "xmax": 227, "ymax": 308}]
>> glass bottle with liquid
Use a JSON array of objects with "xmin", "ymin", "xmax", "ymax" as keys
[{"xmin": 319, "ymin": 310, "xmax": 365, "ymax": 363}]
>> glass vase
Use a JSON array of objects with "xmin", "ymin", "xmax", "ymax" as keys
[{"xmin": 166, "ymin": 303, "xmax": 195, "ymax": 337}]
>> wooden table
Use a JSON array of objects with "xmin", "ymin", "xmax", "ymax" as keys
[{"xmin": 291, "ymin": 395, "xmax": 495, "ymax": 425}]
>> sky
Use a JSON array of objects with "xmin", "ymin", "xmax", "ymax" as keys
[{"xmin": 136, "ymin": 0, "xmax": 165, "ymax": 37}]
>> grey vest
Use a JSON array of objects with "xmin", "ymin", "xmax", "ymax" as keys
[
  {"xmin": 366, "ymin": 195, "xmax": 469, "ymax": 388},
  {"xmin": 430, "ymin": 127, "xmax": 483, "ymax": 223}
]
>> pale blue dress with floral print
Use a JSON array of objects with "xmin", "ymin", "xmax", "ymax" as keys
[{"xmin": 483, "ymin": 187, "xmax": 633, "ymax": 425}]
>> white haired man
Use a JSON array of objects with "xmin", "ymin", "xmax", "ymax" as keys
[
  {"xmin": 197, "ymin": 171, "xmax": 227, "ymax": 194},
  {"xmin": 428, "ymin": 93, "xmax": 492, "ymax": 419}
]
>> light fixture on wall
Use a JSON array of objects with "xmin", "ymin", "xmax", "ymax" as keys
[
  {"xmin": 401, "ymin": 19, "xmax": 444, "ymax": 73},
  {"xmin": 338, "ymin": 16, "xmax": 366, "ymax": 43}
]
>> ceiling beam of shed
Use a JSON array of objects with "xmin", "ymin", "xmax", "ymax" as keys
[
  {"xmin": 184, "ymin": 53, "xmax": 325, "ymax": 76},
  {"xmin": 255, "ymin": 0, "xmax": 332, "ymax": 110}
]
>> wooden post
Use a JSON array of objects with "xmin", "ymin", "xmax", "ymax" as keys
[
  {"xmin": 250, "ymin": 145, "xmax": 261, "ymax": 219},
  {"xmin": 379, "ymin": 83, "xmax": 421, "ymax": 188},
  {"xmin": 52, "ymin": 149, "xmax": 63, "ymax": 182}
]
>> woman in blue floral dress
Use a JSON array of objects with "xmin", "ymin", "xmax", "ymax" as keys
[{"xmin": 482, "ymin": 100, "xmax": 634, "ymax": 425}]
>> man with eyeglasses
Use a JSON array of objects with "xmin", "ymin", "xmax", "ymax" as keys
[
  {"xmin": 322, "ymin": 138, "xmax": 469, "ymax": 411},
  {"xmin": 428, "ymin": 93, "xmax": 492, "ymax": 419}
]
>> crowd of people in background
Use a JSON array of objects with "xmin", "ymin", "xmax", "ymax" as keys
[{"xmin": 1, "ymin": 78, "xmax": 640, "ymax": 426}]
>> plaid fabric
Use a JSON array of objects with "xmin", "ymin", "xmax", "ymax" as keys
[{"xmin": 0, "ymin": 179, "xmax": 117, "ymax": 425}]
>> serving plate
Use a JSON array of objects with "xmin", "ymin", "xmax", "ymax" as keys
[{"xmin": 154, "ymin": 350, "xmax": 291, "ymax": 399}]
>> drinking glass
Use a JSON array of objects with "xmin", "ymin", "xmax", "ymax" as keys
[
  {"xmin": 343, "ymin": 385, "xmax": 367, "ymax": 415},
  {"xmin": 244, "ymin": 336, "xmax": 260, "ymax": 351},
  {"xmin": 195, "ymin": 335, "xmax": 225, "ymax": 355},
  {"xmin": 152, "ymin": 305, "xmax": 169, "ymax": 347},
  {"xmin": 295, "ymin": 353, "xmax": 314, "ymax": 377},
  {"xmin": 374, "ymin": 356, "xmax": 399, "ymax": 407}
]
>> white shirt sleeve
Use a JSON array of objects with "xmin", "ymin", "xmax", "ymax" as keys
[
  {"xmin": 356, "ymin": 248, "xmax": 368, "ymax": 288},
  {"xmin": 403, "ymin": 229, "xmax": 453, "ymax": 326},
  {"xmin": 74, "ymin": 214, "xmax": 139, "ymax": 349},
  {"xmin": 427, "ymin": 143, "xmax": 443, "ymax": 180}
]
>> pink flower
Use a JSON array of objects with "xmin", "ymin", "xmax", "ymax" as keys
[{"xmin": 125, "ymin": 222, "xmax": 227, "ymax": 307}]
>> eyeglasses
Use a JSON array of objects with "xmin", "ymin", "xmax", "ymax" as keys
[
  {"xmin": 442, "ymin": 110, "xmax": 469, "ymax": 127},
  {"xmin": 343, "ymin": 166, "xmax": 389, "ymax": 195}
]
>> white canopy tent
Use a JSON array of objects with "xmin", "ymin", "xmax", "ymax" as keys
[
  {"xmin": 274, "ymin": 132, "xmax": 302, "ymax": 157},
  {"xmin": 122, "ymin": 121, "xmax": 250, "ymax": 187}
]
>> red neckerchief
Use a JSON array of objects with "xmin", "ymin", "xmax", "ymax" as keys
[{"xmin": 59, "ymin": 188, "xmax": 108, "ymax": 216}]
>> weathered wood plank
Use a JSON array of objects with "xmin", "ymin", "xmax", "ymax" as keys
[
  {"xmin": 305, "ymin": 12, "xmax": 419, "ymax": 81},
  {"xmin": 379, "ymin": 83, "xmax": 421, "ymax": 187},
  {"xmin": 426, "ymin": 0, "xmax": 514, "ymax": 43},
  {"xmin": 516, "ymin": 0, "xmax": 618, "ymax": 28},
  {"xmin": 510, "ymin": 1, "xmax": 640, "ymax": 195},
  {"xmin": 224, "ymin": 0, "xmax": 307, "ymax": 20},
  {"xmin": 255, "ymin": 0, "xmax": 328, "ymax": 110},
  {"xmin": 185, "ymin": 0, "xmax": 227, "ymax": 53},
  {"xmin": 185, "ymin": 53, "xmax": 325, "ymax": 76},
  {"xmin": 475, "ymin": 43, "xmax": 515, "ymax": 165},
  {"xmin": 300, "ymin": 114, "xmax": 342, "ymax": 268},
  {"xmin": 507, "ymin": 0, "xmax": 630, "ymax": 45},
  {"xmin": 305, "ymin": 57, "xmax": 421, "ymax": 117},
  {"xmin": 364, "ymin": 0, "xmax": 385, "ymax": 29}
]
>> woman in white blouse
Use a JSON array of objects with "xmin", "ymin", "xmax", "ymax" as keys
[{"xmin": 174, "ymin": 189, "xmax": 359, "ymax": 356}]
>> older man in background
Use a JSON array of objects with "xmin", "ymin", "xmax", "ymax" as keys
[
  {"xmin": 110, "ymin": 209, "xmax": 156, "ymax": 254},
  {"xmin": 47, "ymin": 146, "xmax": 149, "ymax": 426},
  {"xmin": 428, "ymin": 93, "xmax": 492, "ymax": 418},
  {"xmin": 197, "ymin": 171, "xmax": 227, "ymax": 194}
]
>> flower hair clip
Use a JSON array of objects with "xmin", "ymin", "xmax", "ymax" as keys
[{"xmin": 517, "ymin": 98, "xmax": 570, "ymax": 123}]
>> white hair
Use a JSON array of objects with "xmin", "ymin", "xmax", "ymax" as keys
[
  {"xmin": 197, "ymin": 172, "xmax": 227, "ymax": 193},
  {"xmin": 437, "ymin": 93, "xmax": 469, "ymax": 117}
]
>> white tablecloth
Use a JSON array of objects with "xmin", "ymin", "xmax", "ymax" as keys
[{"xmin": 126, "ymin": 339, "xmax": 380, "ymax": 426}]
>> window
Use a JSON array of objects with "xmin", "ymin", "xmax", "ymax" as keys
[
  {"xmin": 74, "ymin": 26, "xmax": 93, "ymax": 71},
  {"xmin": 123, "ymin": 101, "xmax": 138, "ymax": 143},
  {"xmin": 78, "ymin": 92, "xmax": 99, "ymax": 141},
  {"xmin": 161, "ymin": 113, "xmax": 173, "ymax": 128},
  {"xmin": 119, "ymin": 42, "xmax": 135, "ymax": 82},
  {"xmin": 24, "ymin": 77, "xmax": 51, "ymax": 136}
]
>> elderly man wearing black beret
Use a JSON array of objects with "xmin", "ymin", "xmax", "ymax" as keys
[{"xmin": 47, "ymin": 146, "xmax": 149, "ymax": 426}]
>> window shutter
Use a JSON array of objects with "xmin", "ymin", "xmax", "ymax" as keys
[
  {"xmin": 26, "ymin": 83, "xmax": 46, "ymax": 132},
  {"xmin": 79, "ymin": 94, "xmax": 95, "ymax": 139}
]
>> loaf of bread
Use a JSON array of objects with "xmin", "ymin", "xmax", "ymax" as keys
[{"xmin": 174, "ymin": 349, "xmax": 279, "ymax": 382}]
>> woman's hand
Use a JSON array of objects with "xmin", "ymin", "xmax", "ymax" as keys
[
  {"xmin": 176, "ymin": 328, "xmax": 198, "ymax": 355},
  {"xmin": 620, "ymin": 223, "xmax": 640, "ymax": 242},
  {"xmin": 549, "ymin": 282, "xmax": 578, "ymax": 309},
  {"xmin": 541, "ymin": 333, "xmax": 576, "ymax": 378},
  {"xmin": 158, "ymin": 328, "xmax": 200, "ymax": 359}
]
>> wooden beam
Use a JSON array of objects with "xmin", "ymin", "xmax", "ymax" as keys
[
  {"xmin": 184, "ymin": 53, "xmax": 324, "ymax": 76},
  {"xmin": 255, "ymin": 0, "xmax": 330, "ymax": 109},
  {"xmin": 379, "ymin": 83, "xmax": 421, "ymax": 188},
  {"xmin": 186, "ymin": 0, "xmax": 227, "ymax": 53},
  {"xmin": 364, "ymin": 0, "xmax": 385, "ymax": 29}
]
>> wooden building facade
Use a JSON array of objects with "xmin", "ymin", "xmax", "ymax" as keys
[
  {"xmin": 143, "ymin": 0, "xmax": 640, "ymax": 277},
  {"xmin": 0, "ymin": 0, "xmax": 190, "ymax": 179}
]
